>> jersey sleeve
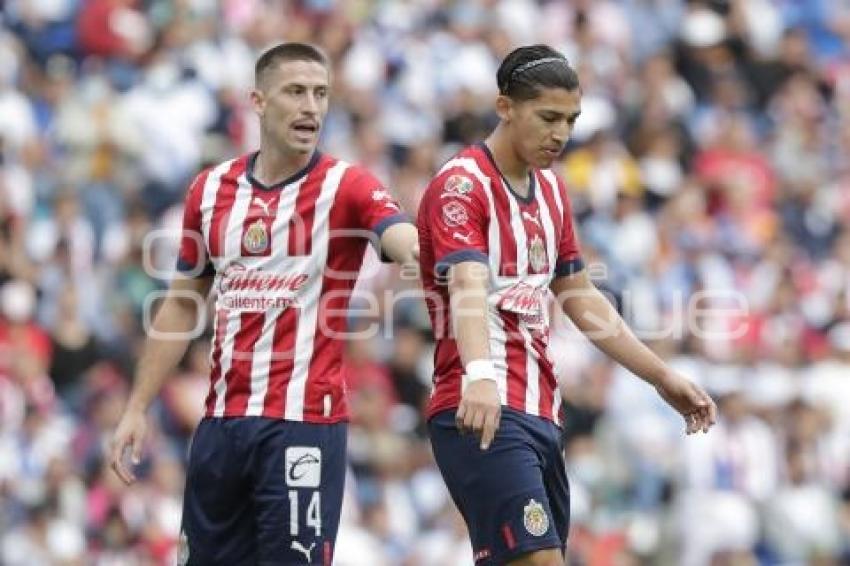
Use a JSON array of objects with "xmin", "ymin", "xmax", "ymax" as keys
[
  {"xmin": 339, "ymin": 166, "xmax": 411, "ymax": 262},
  {"xmin": 422, "ymin": 167, "xmax": 489, "ymax": 276},
  {"xmin": 175, "ymin": 170, "xmax": 214, "ymax": 278},
  {"xmin": 554, "ymin": 176, "xmax": 585, "ymax": 277},
  {"xmin": 341, "ymin": 166, "xmax": 410, "ymax": 236}
]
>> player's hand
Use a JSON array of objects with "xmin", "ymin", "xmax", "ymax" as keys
[
  {"xmin": 457, "ymin": 379, "xmax": 501, "ymax": 450},
  {"xmin": 109, "ymin": 409, "xmax": 148, "ymax": 485},
  {"xmin": 653, "ymin": 370, "xmax": 717, "ymax": 434}
]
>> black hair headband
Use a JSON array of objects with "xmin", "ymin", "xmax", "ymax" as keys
[
  {"xmin": 511, "ymin": 56, "xmax": 567, "ymax": 78},
  {"xmin": 500, "ymin": 56, "xmax": 569, "ymax": 92}
]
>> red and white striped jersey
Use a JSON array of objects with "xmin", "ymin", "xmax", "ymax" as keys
[
  {"xmin": 418, "ymin": 144, "xmax": 584, "ymax": 424},
  {"xmin": 177, "ymin": 152, "xmax": 407, "ymax": 423}
]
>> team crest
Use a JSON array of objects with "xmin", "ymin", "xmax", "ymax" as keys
[
  {"xmin": 442, "ymin": 202, "xmax": 469, "ymax": 226},
  {"xmin": 177, "ymin": 530, "xmax": 190, "ymax": 565},
  {"xmin": 523, "ymin": 499, "xmax": 549, "ymax": 537},
  {"xmin": 443, "ymin": 174, "xmax": 474, "ymax": 197},
  {"xmin": 528, "ymin": 234, "xmax": 548, "ymax": 272},
  {"xmin": 243, "ymin": 218, "xmax": 269, "ymax": 254}
]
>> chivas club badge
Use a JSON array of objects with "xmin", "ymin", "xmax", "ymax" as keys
[
  {"xmin": 243, "ymin": 218, "xmax": 269, "ymax": 254},
  {"xmin": 523, "ymin": 498, "xmax": 549, "ymax": 537},
  {"xmin": 528, "ymin": 234, "xmax": 548, "ymax": 272}
]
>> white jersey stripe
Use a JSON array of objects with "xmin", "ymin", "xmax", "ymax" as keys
[
  {"xmin": 198, "ymin": 161, "xmax": 234, "ymax": 414},
  {"xmin": 223, "ymin": 173, "xmax": 253, "ymax": 260},
  {"xmin": 540, "ymin": 169, "xmax": 567, "ymax": 418},
  {"xmin": 535, "ymin": 172, "xmax": 561, "ymax": 418},
  {"xmin": 244, "ymin": 308, "xmax": 282, "ymax": 416},
  {"xmin": 501, "ymin": 184, "xmax": 528, "ymax": 276},
  {"xmin": 210, "ymin": 173, "xmax": 252, "ymax": 415},
  {"xmin": 271, "ymin": 176, "xmax": 309, "ymax": 256},
  {"xmin": 552, "ymin": 380, "xmax": 563, "ymax": 422},
  {"xmin": 200, "ymin": 159, "xmax": 236, "ymax": 271},
  {"xmin": 285, "ymin": 161, "xmax": 349, "ymax": 420},
  {"xmin": 212, "ymin": 309, "xmax": 242, "ymax": 417},
  {"xmin": 486, "ymin": 310, "xmax": 510, "ymax": 405},
  {"xmin": 541, "ymin": 169, "xmax": 564, "ymax": 220},
  {"xmin": 520, "ymin": 324, "xmax": 540, "ymax": 416}
]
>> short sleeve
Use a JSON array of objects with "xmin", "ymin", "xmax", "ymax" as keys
[
  {"xmin": 175, "ymin": 170, "xmax": 214, "ymax": 278},
  {"xmin": 421, "ymin": 167, "xmax": 489, "ymax": 276},
  {"xmin": 341, "ymin": 166, "xmax": 410, "ymax": 236},
  {"xmin": 554, "ymin": 176, "xmax": 584, "ymax": 277}
]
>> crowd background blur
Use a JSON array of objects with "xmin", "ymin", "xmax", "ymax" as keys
[{"xmin": 1, "ymin": 0, "xmax": 849, "ymax": 564}]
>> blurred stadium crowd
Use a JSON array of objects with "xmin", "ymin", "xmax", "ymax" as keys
[{"xmin": 1, "ymin": 0, "xmax": 850, "ymax": 564}]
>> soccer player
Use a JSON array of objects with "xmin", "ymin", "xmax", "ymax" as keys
[
  {"xmin": 418, "ymin": 45, "xmax": 717, "ymax": 566},
  {"xmin": 109, "ymin": 43, "xmax": 418, "ymax": 565}
]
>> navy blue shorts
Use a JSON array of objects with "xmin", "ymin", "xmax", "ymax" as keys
[
  {"xmin": 178, "ymin": 417, "xmax": 347, "ymax": 566},
  {"xmin": 428, "ymin": 408, "xmax": 570, "ymax": 565}
]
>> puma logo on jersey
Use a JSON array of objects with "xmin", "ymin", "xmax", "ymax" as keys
[
  {"xmin": 253, "ymin": 196, "xmax": 272, "ymax": 216},
  {"xmin": 522, "ymin": 210, "xmax": 541, "ymax": 227},
  {"xmin": 452, "ymin": 232, "xmax": 473, "ymax": 244},
  {"xmin": 291, "ymin": 540, "xmax": 316, "ymax": 562}
]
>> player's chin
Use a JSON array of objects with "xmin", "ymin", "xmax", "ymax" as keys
[
  {"xmin": 285, "ymin": 135, "xmax": 319, "ymax": 154},
  {"xmin": 533, "ymin": 152, "xmax": 558, "ymax": 169}
]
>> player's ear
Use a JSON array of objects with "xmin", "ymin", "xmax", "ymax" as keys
[
  {"xmin": 250, "ymin": 88, "xmax": 266, "ymax": 116},
  {"xmin": 495, "ymin": 95, "xmax": 514, "ymax": 123}
]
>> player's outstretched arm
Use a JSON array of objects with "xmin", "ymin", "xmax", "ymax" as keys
[
  {"xmin": 379, "ymin": 222, "xmax": 420, "ymax": 266},
  {"xmin": 550, "ymin": 270, "xmax": 717, "ymax": 435},
  {"xmin": 449, "ymin": 261, "xmax": 501, "ymax": 449},
  {"xmin": 110, "ymin": 275, "xmax": 212, "ymax": 484}
]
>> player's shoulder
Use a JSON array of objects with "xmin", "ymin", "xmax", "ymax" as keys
[
  {"xmin": 195, "ymin": 154, "xmax": 251, "ymax": 185},
  {"xmin": 425, "ymin": 146, "xmax": 490, "ymax": 199},
  {"xmin": 435, "ymin": 144, "xmax": 489, "ymax": 177},
  {"xmin": 336, "ymin": 159, "xmax": 374, "ymax": 183},
  {"xmin": 184, "ymin": 163, "xmax": 216, "ymax": 201},
  {"xmin": 184, "ymin": 154, "xmax": 250, "ymax": 204},
  {"xmin": 330, "ymin": 159, "xmax": 387, "ymax": 197}
]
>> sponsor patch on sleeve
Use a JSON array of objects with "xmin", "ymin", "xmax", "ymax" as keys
[{"xmin": 442, "ymin": 174, "xmax": 474, "ymax": 198}]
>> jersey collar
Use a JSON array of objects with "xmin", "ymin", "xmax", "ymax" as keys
[
  {"xmin": 477, "ymin": 142, "xmax": 536, "ymax": 205},
  {"xmin": 247, "ymin": 150, "xmax": 322, "ymax": 191}
]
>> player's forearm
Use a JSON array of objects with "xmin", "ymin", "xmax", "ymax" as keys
[
  {"xmin": 560, "ymin": 285, "xmax": 667, "ymax": 386},
  {"xmin": 380, "ymin": 222, "xmax": 419, "ymax": 265},
  {"xmin": 125, "ymin": 296, "xmax": 200, "ymax": 414},
  {"xmin": 448, "ymin": 262, "xmax": 492, "ymax": 364}
]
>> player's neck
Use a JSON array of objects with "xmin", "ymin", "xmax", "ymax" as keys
[
  {"xmin": 253, "ymin": 144, "xmax": 314, "ymax": 187},
  {"xmin": 484, "ymin": 129, "xmax": 530, "ymax": 197}
]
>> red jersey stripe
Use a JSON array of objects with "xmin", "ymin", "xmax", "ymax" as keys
[{"xmin": 263, "ymin": 307, "xmax": 299, "ymax": 417}]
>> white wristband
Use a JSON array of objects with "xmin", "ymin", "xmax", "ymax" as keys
[{"xmin": 465, "ymin": 359, "xmax": 496, "ymax": 382}]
